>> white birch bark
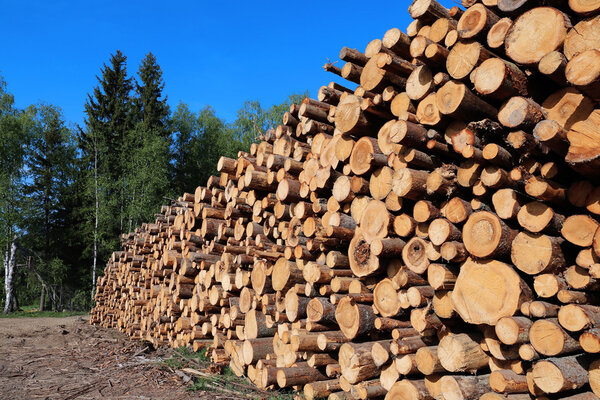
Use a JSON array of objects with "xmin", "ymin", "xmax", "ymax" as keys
[{"xmin": 3, "ymin": 236, "xmax": 17, "ymax": 314}]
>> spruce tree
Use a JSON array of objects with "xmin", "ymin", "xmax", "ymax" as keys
[
  {"xmin": 22, "ymin": 104, "xmax": 77, "ymax": 309},
  {"xmin": 125, "ymin": 53, "xmax": 171, "ymax": 229},
  {"xmin": 82, "ymin": 50, "xmax": 134, "ymax": 293},
  {"xmin": 85, "ymin": 50, "xmax": 134, "ymax": 185},
  {"xmin": 23, "ymin": 104, "xmax": 76, "ymax": 262},
  {"xmin": 134, "ymin": 52, "xmax": 170, "ymax": 138}
]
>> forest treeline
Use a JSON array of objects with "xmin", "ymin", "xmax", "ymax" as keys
[{"xmin": 0, "ymin": 50, "xmax": 307, "ymax": 313}]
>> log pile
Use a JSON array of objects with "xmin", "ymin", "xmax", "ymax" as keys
[{"xmin": 91, "ymin": 0, "xmax": 600, "ymax": 398}]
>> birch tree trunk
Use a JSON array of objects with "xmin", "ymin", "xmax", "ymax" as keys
[
  {"xmin": 4, "ymin": 236, "xmax": 18, "ymax": 314},
  {"xmin": 3, "ymin": 244, "xmax": 8, "ymax": 311}
]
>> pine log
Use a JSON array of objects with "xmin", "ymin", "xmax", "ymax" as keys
[
  {"xmin": 451, "ymin": 258, "xmax": 532, "ymax": 325},
  {"xmin": 440, "ymin": 374, "xmax": 491, "ymax": 400},
  {"xmin": 462, "ymin": 211, "xmax": 517, "ymax": 259},
  {"xmin": 446, "ymin": 41, "xmax": 494, "ymax": 80},
  {"xmin": 339, "ymin": 341, "xmax": 382, "ymax": 384},
  {"xmin": 504, "ymin": 7, "xmax": 571, "ymax": 65},
  {"xmin": 457, "ymin": 4, "xmax": 499, "ymax": 40},
  {"xmin": 564, "ymin": 16, "xmax": 600, "ymax": 60},
  {"xmin": 529, "ymin": 318, "xmax": 582, "ymax": 356},
  {"xmin": 383, "ymin": 28, "xmax": 412, "ymax": 60},
  {"xmin": 436, "ymin": 81, "xmax": 497, "ymax": 120},
  {"xmin": 495, "ymin": 316, "xmax": 533, "ymax": 346},
  {"xmin": 385, "ymin": 379, "xmax": 433, "ymax": 400},
  {"xmin": 489, "ymin": 369, "xmax": 528, "ymax": 394},
  {"xmin": 559, "ymin": 304, "xmax": 600, "ymax": 333},
  {"xmin": 438, "ymin": 333, "xmax": 490, "ymax": 372},
  {"xmin": 402, "ymin": 237, "xmax": 430, "ymax": 274},
  {"xmin": 531, "ymin": 354, "xmax": 590, "ymax": 394},
  {"xmin": 487, "ymin": 17, "xmax": 513, "ymax": 49},
  {"xmin": 415, "ymin": 346, "xmax": 445, "ymax": 375},
  {"xmin": 335, "ymin": 296, "xmax": 377, "ymax": 340},
  {"xmin": 277, "ymin": 363, "xmax": 326, "ymax": 388},
  {"xmin": 562, "ymin": 215, "xmax": 599, "ymax": 247},
  {"xmin": 511, "ymin": 232, "xmax": 565, "ymax": 275},
  {"xmin": 498, "ymin": 96, "xmax": 545, "ymax": 131}
]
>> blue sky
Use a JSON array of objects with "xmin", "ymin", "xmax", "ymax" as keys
[{"xmin": 1, "ymin": 0, "xmax": 456, "ymax": 127}]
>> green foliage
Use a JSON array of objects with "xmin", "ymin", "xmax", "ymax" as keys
[
  {"xmin": 0, "ymin": 52, "xmax": 309, "ymax": 313},
  {"xmin": 14, "ymin": 102, "xmax": 85, "ymax": 311},
  {"xmin": 71, "ymin": 289, "xmax": 94, "ymax": 310},
  {"xmin": 125, "ymin": 52, "xmax": 172, "ymax": 230},
  {"xmin": 231, "ymin": 92, "xmax": 309, "ymax": 148},
  {"xmin": 0, "ymin": 305, "xmax": 87, "ymax": 318},
  {"xmin": 170, "ymin": 92, "xmax": 309, "ymax": 195},
  {"xmin": 183, "ymin": 364, "xmax": 263, "ymax": 397},
  {"xmin": 176, "ymin": 345, "xmax": 210, "ymax": 362},
  {"xmin": 185, "ymin": 377, "xmax": 213, "ymax": 392},
  {"xmin": 0, "ymin": 79, "xmax": 35, "ymax": 312},
  {"xmin": 22, "ymin": 103, "xmax": 77, "ymax": 260},
  {"xmin": 171, "ymin": 104, "xmax": 245, "ymax": 194},
  {"xmin": 82, "ymin": 50, "xmax": 136, "ymax": 259},
  {"xmin": 170, "ymin": 103, "xmax": 199, "ymax": 193},
  {"xmin": 162, "ymin": 355, "xmax": 186, "ymax": 370},
  {"xmin": 125, "ymin": 122, "xmax": 171, "ymax": 229},
  {"xmin": 134, "ymin": 52, "xmax": 170, "ymax": 138},
  {"xmin": 264, "ymin": 393, "xmax": 299, "ymax": 400},
  {"xmin": 0, "ymin": 76, "xmax": 29, "ymax": 250}
]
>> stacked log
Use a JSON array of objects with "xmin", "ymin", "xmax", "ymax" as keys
[{"xmin": 91, "ymin": 0, "xmax": 600, "ymax": 398}]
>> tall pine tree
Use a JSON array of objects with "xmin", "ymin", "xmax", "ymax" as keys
[
  {"xmin": 126, "ymin": 53, "xmax": 171, "ymax": 230},
  {"xmin": 22, "ymin": 104, "xmax": 78, "ymax": 310},
  {"xmin": 23, "ymin": 104, "xmax": 75, "ymax": 262},
  {"xmin": 82, "ymin": 50, "xmax": 134, "ymax": 293},
  {"xmin": 134, "ymin": 52, "xmax": 170, "ymax": 138}
]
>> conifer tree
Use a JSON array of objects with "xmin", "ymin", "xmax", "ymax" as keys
[
  {"xmin": 23, "ymin": 105, "xmax": 75, "ymax": 261},
  {"xmin": 126, "ymin": 53, "xmax": 171, "ymax": 229},
  {"xmin": 134, "ymin": 52, "xmax": 170, "ymax": 138},
  {"xmin": 22, "ymin": 104, "xmax": 78, "ymax": 309},
  {"xmin": 82, "ymin": 50, "xmax": 134, "ymax": 293}
]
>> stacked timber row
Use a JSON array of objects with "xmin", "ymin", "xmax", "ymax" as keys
[{"xmin": 91, "ymin": 0, "xmax": 600, "ymax": 398}]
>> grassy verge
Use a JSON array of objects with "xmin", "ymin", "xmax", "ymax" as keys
[
  {"xmin": 0, "ymin": 305, "xmax": 88, "ymax": 318},
  {"xmin": 160, "ymin": 347, "xmax": 300, "ymax": 399},
  {"xmin": 161, "ymin": 346, "xmax": 211, "ymax": 370}
]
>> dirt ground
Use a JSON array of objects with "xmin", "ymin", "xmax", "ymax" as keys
[{"xmin": 0, "ymin": 315, "xmax": 213, "ymax": 400}]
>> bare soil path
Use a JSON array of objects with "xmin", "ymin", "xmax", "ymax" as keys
[{"xmin": 0, "ymin": 315, "xmax": 207, "ymax": 399}]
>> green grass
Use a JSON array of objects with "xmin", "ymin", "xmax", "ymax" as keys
[
  {"xmin": 263, "ymin": 392, "xmax": 297, "ymax": 400},
  {"xmin": 162, "ymin": 347, "xmax": 302, "ymax": 399},
  {"xmin": 185, "ymin": 366, "xmax": 261, "ymax": 396},
  {"xmin": 160, "ymin": 346, "xmax": 211, "ymax": 370},
  {"xmin": 186, "ymin": 365, "xmax": 302, "ymax": 399},
  {"xmin": 0, "ymin": 305, "xmax": 88, "ymax": 318}
]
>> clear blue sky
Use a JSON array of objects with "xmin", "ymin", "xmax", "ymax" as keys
[{"xmin": 0, "ymin": 0, "xmax": 457, "ymax": 127}]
